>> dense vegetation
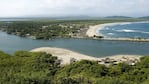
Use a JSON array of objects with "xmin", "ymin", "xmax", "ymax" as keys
[
  {"xmin": 0, "ymin": 51, "xmax": 149, "ymax": 84},
  {"xmin": 0, "ymin": 19, "xmax": 142, "ymax": 40}
]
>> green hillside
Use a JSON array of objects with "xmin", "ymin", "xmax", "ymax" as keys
[{"xmin": 0, "ymin": 51, "xmax": 149, "ymax": 84}]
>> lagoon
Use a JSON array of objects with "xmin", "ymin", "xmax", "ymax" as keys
[{"xmin": 0, "ymin": 31, "xmax": 149, "ymax": 57}]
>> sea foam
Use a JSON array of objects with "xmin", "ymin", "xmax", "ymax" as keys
[{"xmin": 116, "ymin": 29, "xmax": 136, "ymax": 32}]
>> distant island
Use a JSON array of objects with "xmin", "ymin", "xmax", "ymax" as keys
[{"xmin": 104, "ymin": 16, "xmax": 132, "ymax": 19}]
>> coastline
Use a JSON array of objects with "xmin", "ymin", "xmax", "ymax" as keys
[
  {"xmin": 86, "ymin": 22, "xmax": 132, "ymax": 37},
  {"xmin": 1, "ymin": 21, "xmax": 149, "ymax": 42},
  {"xmin": 31, "ymin": 47, "xmax": 141, "ymax": 65},
  {"xmin": 86, "ymin": 22, "xmax": 149, "ymax": 42}
]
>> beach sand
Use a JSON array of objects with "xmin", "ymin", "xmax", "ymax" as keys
[
  {"xmin": 31, "ymin": 47, "xmax": 141, "ymax": 65},
  {"xmin": 31, "ymin": 47, "xmax": 98, "ymax": 65},
  {"xmin": 86, "ymin": 25, "xmax": 101, "ymax": 37}
]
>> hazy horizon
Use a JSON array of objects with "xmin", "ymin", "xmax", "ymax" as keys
[{"xmin": 0, "ymin": 0, "xmax": 149, "ymax": 17}]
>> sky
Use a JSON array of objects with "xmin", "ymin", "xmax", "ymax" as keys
[{"xmin": 0, "ymin": 0, "xmax": 148, "ymax": 17}]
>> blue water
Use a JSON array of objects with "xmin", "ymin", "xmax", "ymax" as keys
[
  {"xmin": 100, "ymin": 22, "xmax": 149, "ymax": 38},
  {"xmin": 0, "ymin": 30, "xmax": 149, "ymax": 57}
]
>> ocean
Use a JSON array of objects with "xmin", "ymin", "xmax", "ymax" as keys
[{"xmin": 99, "ymin": 22, "xmax": 149, "ymax": 39}]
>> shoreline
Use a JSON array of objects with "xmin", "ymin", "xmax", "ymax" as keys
[
  {"xmin": 86, "ymin": 21, "xmax": 149, "ymax": 42},
  {"xmin": 86, "ymin": 22, "xmax": 133, "ymax": 37},
  {"xmin": 31, "ymin": 47, "xmax": 141, "ymax": 65}
]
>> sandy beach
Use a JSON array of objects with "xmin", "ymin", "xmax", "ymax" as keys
[
  {"xmin": 86, "ymin": 22, "xmax": 149, "ymax": 42},
  {"xmin": 31, "ymin": 47, "xmax": 141, "ymax": 65}
]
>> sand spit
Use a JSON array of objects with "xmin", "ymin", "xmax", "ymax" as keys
[{"xmin": 31, "ymin": 47, "xmax": 141, "ymax": 65}]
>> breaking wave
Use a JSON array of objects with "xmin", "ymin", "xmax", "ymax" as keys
[
  {"xmin": 107, "ymin": 33, "xmax": 114, "ymax": 35},
  {"xmin": 116, "ymin": 29, "xmax": 149, "ymax": 34}
]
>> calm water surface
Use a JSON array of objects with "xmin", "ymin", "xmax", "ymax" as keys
[{"xmin": 0, "ymin": 31, "xmax": 149, "ymax": 57}]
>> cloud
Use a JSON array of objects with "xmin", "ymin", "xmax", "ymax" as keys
[{"xmin": 0, "ymin": 0, "xmax": 148, "ymax": 17}]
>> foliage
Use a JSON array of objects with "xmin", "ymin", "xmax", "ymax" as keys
[
  {"xmin": 0, "ymin": 51, "xmax": 59, "ymax": 84},
  {"xmin": 1, "ymin": 51, "xmax": 149, "ymax": 84}
]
